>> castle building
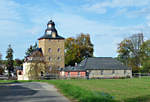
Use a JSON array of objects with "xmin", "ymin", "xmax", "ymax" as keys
[
  {"xmin": 18, "ymin": 20, "xmax": 65, "ymax": 80},
  {"xmin": 38, "ymin": 20, "xmax": 65, "ymax": 73}
]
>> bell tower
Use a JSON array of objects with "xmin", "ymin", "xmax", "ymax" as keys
[{"xmin": 38, "ymin": 20, "xmax": 65, "ymax": 73}]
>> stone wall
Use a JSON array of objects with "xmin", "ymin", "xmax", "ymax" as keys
[{"xmin": 39, "ymin": 39, "xmax": 65, "ymax": 71}]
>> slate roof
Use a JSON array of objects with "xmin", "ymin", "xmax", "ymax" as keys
[
  {"xmin": 38, "ymin": 34, "xmax": 64, "ymax": 40},
  {"xmin": 38, "ymin": 20, "xmax": 65, "ymax": 40},
  {"xmin": 63, "ymin": 66, "xmax": 85, "ymax": 71},
  {"xmin": 63, "ymin": 57, "xmax": 131, "ymax": 71},
  {"xmin": 80, "ymin": 57, "xmax": 131, "ymax": 70}
]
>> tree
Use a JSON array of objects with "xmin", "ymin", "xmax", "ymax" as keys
[
  {"xmin": 117, "ymin": 33, "xmax": 144, "ymax": 73},
  {"xmin": 14, "ymin": 59, "xmax": 23, "ymax": 67},
  {"xmin": 0, "ymin": 52, "xmax": 3, "ymax": 75},
  {"xmin": 140, "ymin": 40, "xmax": 150, "ymax": 72},
  {"xmin": 25, "ymin": 43, "xmax": 38, "ymax": 57},
  {"xmin": 6, "ymin": 44, "xmax": 14, "ymax": 77},
  {"xmin": 0, "ymin": 52, "xmax": 2, "ymax": 64},
  {"xmin": 65, "ymin": 33, "xmax": 94, "ymax": 66}
]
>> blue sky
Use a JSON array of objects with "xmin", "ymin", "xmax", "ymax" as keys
[{"xmin": 0, "ymin": 0, "xmax": 150, "ymax": 59}]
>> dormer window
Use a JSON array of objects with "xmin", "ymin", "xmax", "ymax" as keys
[
  {"xmin": 46, "ymin": 30, "xmax": 51, "ymax": 35},
  {"xmin": 52, "ymin": 32, "xmax": 56, "ymax": 38},
  {"xmin": 48, "ymin": 24, "xmax": 52, "ymax": 28}
]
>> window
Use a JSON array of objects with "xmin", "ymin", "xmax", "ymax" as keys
[
  {"xmin": 49, "ymin": 66, "xmax": 52, "ymax": 71},
  {"xmin": 57, "ymin": 57, "xmax": 61, "ymax": 61},
  {"xmin": 124, "ymin": 70, "xmax": 126, "ymax": 74},
  {"xmin": 101, "ymin": 70, "xmax": 103, "ymax": 75},
  {"xmin": 41, "ymin": 71, "xmax": 44, "ymax": 76},
  {"xmin": 68, "ymin": 72, "xmax": 70, "ymax": 76},
  {"xmin": 46, "ymin": 30, "xmax": 52, "ymax": 35},
  {"xmin": 49, "ymin": 57, "xmax": 52, "ymax": 61},
  {"xmin": 48, "ymin": 48, "xmax": 51, "ymax": 52},
  {"xmin": 78, "ymin": 72, "xmax": 80, "ymax": 76},
  {"xmin": 57, "ymin": 48, "xmax": 60, "ymax": 52},
  {"xmin": 19, "ymin": 71, "xmax": 22, "ymax": 75},
  {"xmin": 112, "ymin": 70, "xmax": 115, "ymax": 74}
]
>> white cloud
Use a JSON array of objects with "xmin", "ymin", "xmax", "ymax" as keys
[{"xmin": 82, "ymin": 0, "xmax": 150, "ymax": 14}]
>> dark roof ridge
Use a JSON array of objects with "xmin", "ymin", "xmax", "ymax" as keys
[{"xmin": 88, "ymin": 57, "xmax": 113, "ymax": 58}]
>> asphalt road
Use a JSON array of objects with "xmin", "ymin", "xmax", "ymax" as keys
[{"xmin": 0, "ymin": 82, "xmax": 70, "ymax": 102}]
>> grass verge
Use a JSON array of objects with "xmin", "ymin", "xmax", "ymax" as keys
[{"xmin": 47, "ymin": 80, "xmax": 116, "ymax": 102}]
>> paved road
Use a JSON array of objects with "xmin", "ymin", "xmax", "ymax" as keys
[{"xmin": 0, "ymin": 82, "xmax": 70, "ymax": 102}]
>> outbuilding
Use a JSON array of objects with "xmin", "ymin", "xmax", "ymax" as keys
[{"xmin": 61, "ymin": 57, "xmax": 132, "ymax": 79}]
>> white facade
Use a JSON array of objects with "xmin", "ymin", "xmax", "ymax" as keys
[{"xmin": 18, "ymin": 62, "xmax": 45, "ymax": 80}]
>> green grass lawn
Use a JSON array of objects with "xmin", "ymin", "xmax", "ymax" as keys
[
  {"xmin": 46, "ymin": 78, "xmax": 150, "ymax": 102},
  {"xmin": 0, "ymin": 78, "xmax": 150, "ymax": 102}
]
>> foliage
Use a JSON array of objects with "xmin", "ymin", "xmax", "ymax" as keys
[
  {"xmin": 14, "ymin": 59, "xmax": 23, "ymax": 67},
  {"xmin": 65, "ymin": 33, "xmax": 94, "ymax": 66},
  {"xmin": 117, "ymin": 34, "xmax": 144, "ymax": 73},
  {"xmin": 0, "ymin": 52, "xmax": 2, "ymax": 64},
  {"xmin": 5, "ymin": 44, "xmax": 14, "ymax": 77},
  {"xmin": 25, "ymin": 43, "xmax": 38, "ymax": 57},
  {"xmin": 140, "ymin": 40, "xmax": 150, "ymax": 73}
]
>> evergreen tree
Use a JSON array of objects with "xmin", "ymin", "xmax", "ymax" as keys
[
  {"xmin": 0, "ymin": 52, "xmax": 2, "ymax": 64},
  {"xmin": 6, "ymin": 44, "xmax": 14, "ymax": 77},
  {"xmin": 25, "ymin": 43, "xmax": 38, "ymax": 57}
]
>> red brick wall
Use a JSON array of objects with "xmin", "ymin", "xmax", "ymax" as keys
[{"xmin": 65, "ymin": 71, "xmax": 86, "ymax": 78}]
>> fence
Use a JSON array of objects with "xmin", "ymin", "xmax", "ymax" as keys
[
  {"xmin": 0, "ymin": 75, "xmax": 8, "ymax": 80},
  {"xmin": 132, "ymin": 73, "xmax": 150, "ymax": 79}
]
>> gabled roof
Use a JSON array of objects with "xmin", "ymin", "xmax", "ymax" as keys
[
  {"xmin": 80, "ymin": 57, "xmax": 131, "ymax": 70},
  {"xmin": 63, "ymin": 57, "xmax": 131, "ymax": 71},
  {"xmin": 30, "ymin": 48, "xmax": 43, "ymax": 57}
]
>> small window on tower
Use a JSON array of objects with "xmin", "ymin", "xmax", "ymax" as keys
[
  {"xmin": 52, "ymin": 32, "xmax": 56, "ymax": 38},
  {"xmin": 57, "ymin": 57, "xmax": 61, "ymax": 61},
  {"xmin": 49, "ymin": 57, "xmax": 52, "ymax": 61},
  {"xmin": 48, "ymin": 24, "xmax": 52, "ymax": 28},
  {"xmin": 48, "ymin": 48, "xmax": 51, "ymax": 52},
  {"xmin": 57, "ymin": 48, "xmax": 60, "ymax": 52},
  {"xmin": 46, "ymin": 30, "xmax": 51, "ymax": 35}
]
